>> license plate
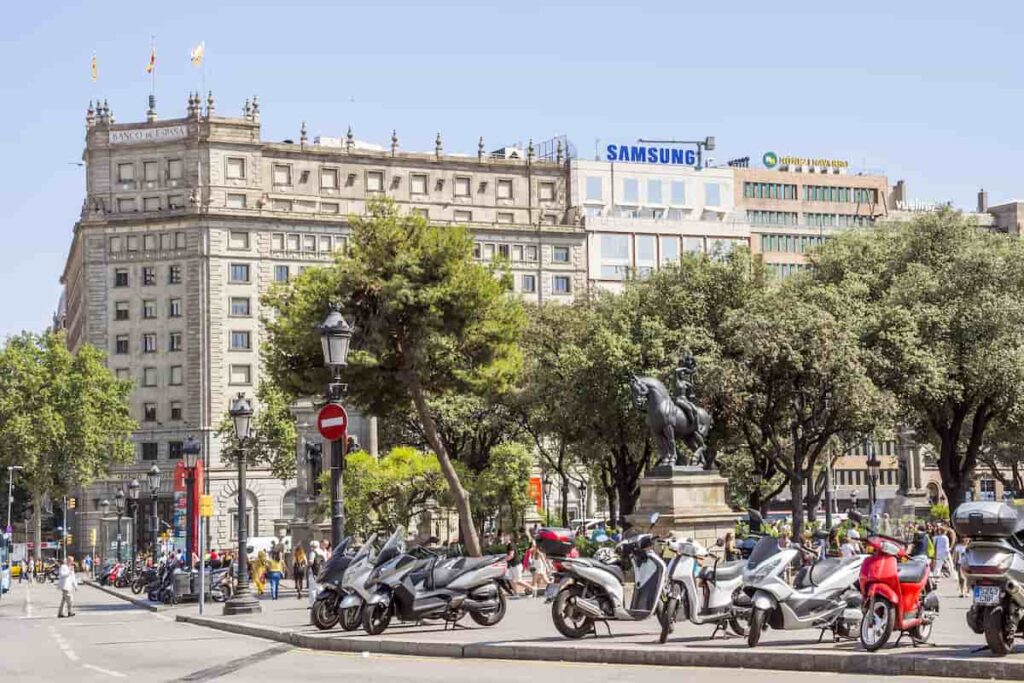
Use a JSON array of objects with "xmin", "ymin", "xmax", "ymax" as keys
[
  {"xmin": 974, "ymin": 585, "xmax": 1002, "ymax": 606},
  {"xmin": 544, "ymin": 583, "xmax": 559, "ymax": 600}
]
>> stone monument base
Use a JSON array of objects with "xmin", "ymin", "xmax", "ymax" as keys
[{"xmin": 627, "ymin": 467, "xmax": 741, "ymax": 548}]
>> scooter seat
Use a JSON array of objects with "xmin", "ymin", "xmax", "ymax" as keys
[
  {"xmin": 794, "ymin": 557, "xmax": 857, "ymax": 588},
  {"xmin": 701, "ymin": 559, "xmax": 745, "ymax": 583},
  {"xmin": 897, "ymin": 559, "xmax": 929, "ymax": 584},
  {"xmin": 431, "ymin": 556, "xmax": 499, "ymax": 588}
]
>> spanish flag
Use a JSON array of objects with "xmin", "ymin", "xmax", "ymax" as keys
[
  {"xmin": 190, "ymin": 41, "xmax": 205, "ymax": 67},
  {"xmin": 91, "ymin": 53, "xmax": 97, "ymax": 82},
  {"xmin": 146, "ymin": 45, "xmax": 156, "ymax": 74}
]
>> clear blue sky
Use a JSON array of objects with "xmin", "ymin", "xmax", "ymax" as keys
[{"xmin": 2, "ymin": 1, "xmax": 1022, "ymax": 338}]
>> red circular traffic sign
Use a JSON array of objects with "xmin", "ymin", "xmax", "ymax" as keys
[{"xmin": 317, "ymin": 403, "xmax": 349, "ymax": 441}]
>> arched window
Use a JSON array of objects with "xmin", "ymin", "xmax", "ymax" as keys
[
  {"xmin": 282, "ymin": 489, "xmax": 297, "ymax": 520},
  {"xmin": 229, "ymin": 491, "xmax": 259, "ymax": 540}
]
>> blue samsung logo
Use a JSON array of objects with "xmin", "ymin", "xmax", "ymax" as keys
[{"xmin": 606, "ymin": 144, "xmax": 697, "ymax": 166}]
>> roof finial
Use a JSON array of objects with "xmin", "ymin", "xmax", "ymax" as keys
[
  {"xmin": 478, "ymin": 136, "xmax": 485, "ymax": 161},
  {"xmin": 345, "ymin": 125, "xmax": 354, "ymax": 152},
  {"xmin": 206, "ymin": 91, "xmax": 215, "ymax": 117},
  {"xmin": 300, "ymin": 121, "xmax": 308, "ymax": 147},
  {"xmin": 243, "ymin": 98, "xmax": 251, "ymax": 118},
  {"xmin": 435, "ymin": 132, "xmax": 443, "ymax": 158},
  {"xmin": 556, "ymin": 138, "xmax": 564, "ymax": 164},
  {"xmin": 391, "ymin": 129, "xmax": 399, "ymax": 157},
  {"xmin": 251, "ymin": 95, "xmax": 260, "ymax": 122},
  {"xmin": 86, "ymin": 101, "xmax": 95, "ymax": 128},
  {"xmin": 146, "ymin": 94, "xmax": 157, "ymax": 122},
  {"xmin": 527, "ymin": 138, "xmax": 535, "ymax": 162}
]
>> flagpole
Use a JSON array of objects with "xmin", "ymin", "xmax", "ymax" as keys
[{"xmin": 150, "ymin": 36, "xmax": 156, "ymax": 98}]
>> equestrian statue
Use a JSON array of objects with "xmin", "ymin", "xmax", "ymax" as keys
[{"xmin": 629, "ymin": 351, "xmax": 714, "ymax": 470}]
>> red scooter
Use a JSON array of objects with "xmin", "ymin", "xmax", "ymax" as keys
[{"xmin": 850, "ymin": 511, "xmax": 939, "ymax": 650}]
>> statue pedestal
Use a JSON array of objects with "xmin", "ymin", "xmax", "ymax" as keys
[{"xmin": 627, "ymin": 467, "xmax": 740, "ymax": 547}]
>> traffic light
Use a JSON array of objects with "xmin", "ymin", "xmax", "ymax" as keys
[{"xmin": 68, "ymin": 497, "xmax": 76, "ymax": 509}]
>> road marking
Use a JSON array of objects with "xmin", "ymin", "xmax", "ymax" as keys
[
  {"xmin": 175, "ymin": 644, "xmax": 292, "ymax": 681},
  {"xmin": 25, "ymin": 583, "xmax": 33, "ymax": 617},
  {"xmin": 83, "ymin": 664, "xmax": 127, "ymax": 678},
  {"xmin": 49, "ymin": 625, "xmax": 80, "ymax": 662}
]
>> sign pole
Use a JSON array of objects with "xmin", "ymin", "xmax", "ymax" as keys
[
  {"xmin": 198, "ymin": 515, "xmax": 204, "ymax": 616},
  {"xmin": 317, "ymin": 403, "xmax": 349, "ymax": 548}
]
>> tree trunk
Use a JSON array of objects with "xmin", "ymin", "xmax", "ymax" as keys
[
  {"xmin": 411, "ymin": 385, "xmax": 481, "ymax": 556},
  {"xmin": 790, "ymin": 471, "xmax": 804, "ymax": 541},
  {"xmin": 32, "ymin": 495, "xmax": 42, "ymax": 562},
  {"xmin": 559, "ymin": 473, "xmax": 570, "ymax": 527}
]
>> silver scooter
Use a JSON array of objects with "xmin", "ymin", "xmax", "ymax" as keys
[
  {"xmin": 955, "ymin": 501, "xmax": 1024, "ymax": 656},
  {"xmin": 741, "ymin": 512, "xmax": 864, "ymax": 647},
  {"xmin": 335, "ymin": 533, "xmax": 380, "ymax": 630},
  {"xmin": 549, "ymin": 512, "xmax": 667, "ymax": 638},
  {"xmin": 660, "ymin": 537, "xmax": 749, "ymax": 643}
]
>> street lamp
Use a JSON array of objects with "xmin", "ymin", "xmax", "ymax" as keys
[
  {"xmin": 147, "ymin": 464, "xmax": 160, "ymax": 560},
  {"xmin": 319, "ymin": 307, "xmax": 353, "ymax": 547},
  {"xmin": 751, "ymin": 472, "xmax": 763, "ymax": 533},
  {"xmin": 6, "ymin": 465, "xmax": 23, "ymax": 536},
  {"xmin": 100, "ymin": 499, "xmax": 110, "ymax": 563},
  {"xmin": 183, "ymin": 435, "xmax": 201, "ymax": 563},
  {"xmin": 114, "ymin": 488, "xmax": 125, "ymax": 563},
  {"xmin": 866, "ymin": 442, "xmax": 881, "ymax": 522},
  {"xmin": 127, "ymin": 479, "xmax": 140, "ymax": 575},
  {"xmin": 224, "ymin": 393, "xmax": 261, "ymax": 615},
  {"xmin": 850, "ymin": 489, "xmax": 859, "ymax": 515}
]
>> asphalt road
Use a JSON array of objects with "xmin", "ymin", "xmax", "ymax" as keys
[{"xmin": 0, "ymin": 579, "xmax": 980, "ymax": 682}]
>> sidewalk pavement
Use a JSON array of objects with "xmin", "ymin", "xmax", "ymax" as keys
[{"xmin": 172, "ymin": 576, "xmax": 1024, "ymax": 680}]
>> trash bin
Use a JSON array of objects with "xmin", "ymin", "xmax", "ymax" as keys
[{"xmin": 173, "ymin": 570, "xmax": 191, "ymax": 600}]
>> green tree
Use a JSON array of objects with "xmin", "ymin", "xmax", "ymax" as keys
[
  {"xmin": 215, "ymin": 381, "xmax": 298, "ymax": 480},
  {"xmin": 263, "ymin": 199, "xmax": 525, "ymax": 555},
  {"xmin": 812, "ymin": 210, "xmax": 1024, "ymax": 511},
  {"xmin": 460, "ymin": 442, "xmax": 534, "ymax": 534},
  {"xmin": 0, "ymin": 331, "xmax": 136, "ymax": 558}
]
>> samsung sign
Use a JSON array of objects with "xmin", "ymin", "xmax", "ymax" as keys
[{"xmin": 606, "ymin": 144, "xmax": 697, "ymax": 166}]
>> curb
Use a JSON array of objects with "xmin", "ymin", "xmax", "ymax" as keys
[
  {"xmin": 84, "ymin": 580, "xmax": 163, "ymax": 612},
  {"xmin": 175, "ymin": 614, "xmax": 1024, "ymax": 680}
]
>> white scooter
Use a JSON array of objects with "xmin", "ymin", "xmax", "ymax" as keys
[
  {"xmin": 740, "ymin": 512, "xmax": 864, "ymax": 647},
  {"xmin": 659, "ymin": 537, "xmax": 749, "ymax": 643},
  {"xmin": 336, "ymin": 532, "xmax": 380, "ymax": 628}
]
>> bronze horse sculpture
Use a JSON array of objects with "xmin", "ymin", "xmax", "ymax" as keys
[{"xmin": 629, "ymin": 374, "xmax": 713, "ymax": 469}]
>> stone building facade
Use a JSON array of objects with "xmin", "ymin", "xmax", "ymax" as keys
[{"xmin": 60, "ymin": 94, "xmax": 584, "ymax": 554}]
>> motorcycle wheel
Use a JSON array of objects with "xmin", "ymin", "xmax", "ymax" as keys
[
  {"xmin": 551, "ymin": 585, "xmax": 594, "ymax": 639},
  {"xmin": 362, "ymin": 602, "xmax": 392, "ymax": 635},
  {"xmin": 984, "ymin": 605, "xmax": 1014, "ymax": 657},
  {"xmin": 130, "ymin": 580, "xmax": 144, "ymax": 595},
  {"xmin": 659, "ymin": 597, "xmax": 678, "ymax": 644},
  {"xmin": 115, "ymin": 576, "xmax": 129, "ymax": 589},
  {"xmin": 470, "ymin": 590, "xmax": 508, "ymax": 627},
  {"xmin": 748, "ymin": 607, "xmax": 768, "ymax": 648},
  {"xmin": 860, "ymin": 597, "xmax": 894, "ymax": 652},
  {"xmin": 147, "ymin": 590, "xmax": 159, "ymax": 602},
  {"xmin": 312, "ymin": 596, "xmax": 341, "ymax": 630},
  {"xmin": 340, "ymin": 605, "xmax": 362, "ymax": 631},
  {"xmin": 729, "ymin": 612, "xmax": 750, "ymax": 637}
]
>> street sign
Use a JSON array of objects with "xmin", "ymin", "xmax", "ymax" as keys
[
  {"xmin": 199, "ymin": 494, "xmax": 213, "ymax": 517},
  {"xmin": 317, "ymin": 403, "xmax": 348, "ymax": 441},
  {"xmin": 89, "ymin": 528, "xmax": 96, "ymax": 546}
]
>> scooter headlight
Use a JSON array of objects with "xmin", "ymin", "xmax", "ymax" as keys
[{"xmin": 750, "ymin": 558, "xmax": 782, "ymax": 583}]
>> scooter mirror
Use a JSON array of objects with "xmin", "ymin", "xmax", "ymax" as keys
[
  {"xmin": 848, "ymin": 510, "xmax": 863, "ymax": 524},
  {"xmin": 649, "ymin": 512, "xmax": 661, "ymax": 525},
  {"xmin": 747, "ymin": 508, "xmax": 763, "ymax": 524},
  {"xmin": 715, "ymin": 538, "xmax": 725, "ymax": 547}
]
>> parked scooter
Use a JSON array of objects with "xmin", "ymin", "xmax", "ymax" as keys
[
  {"xmin": 848, "ymin": 510, "xmax": 938, "ymax": 650},
  {"xmin": 659, "ymin": 536, "xmax": 749, "ymax": 643},
  {"xmin": 131, "ymin": 566, "xmax": 158, "ymax": 595},
  {"xmin": 361, "ymin": 526, "xmax": 509, "ymax": 634},
  {"xmin": 548, "ymin": 512, "xmax": 666, "ymax": 639},
  {"xmin": 308, "ymin": 537, "xmax": 358, "ymax": 630},
  {"xmin": 209, "ymin": 567, "xmax": 234, "ymax": 603},
  {"xmin": 331, "ymin": 534, "xmax": 381, "ymax": 631},
  {"xmin": 741, "ymin": 510, "xmax": 864, "ymax": 647},
  {"xmin": 955, "ymin": 501, "xmax": 1024, "ymax": 656}
]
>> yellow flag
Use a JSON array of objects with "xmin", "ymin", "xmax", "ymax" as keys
[
  {"xmin": 146, "ymin": 45, "xmax": 156, "ymax": 74},
  {"xmin": 90, "ymin": 53, "xmax": 97, "ymax": 82},
  {"xmin": 190, "ymin": 41, "xmax": 205, "ymax": 67}
]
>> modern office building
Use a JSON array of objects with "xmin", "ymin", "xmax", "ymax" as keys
[
  {"xmin": 571, "ymin": 157, "xmax": 747, "ymax": 292},
  {"xmin": 59, "ymin": 93, "xmax": 584, "ymax": 552}
]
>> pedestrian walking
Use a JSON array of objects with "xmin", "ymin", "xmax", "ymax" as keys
[
  {"xmin": 252, "ymin": 549, "xmax": 268, "ymax": 596},
  {"xmin": 293, "ymin": 546, "xmax": 307, "ymax": 599},
  {"xmin": 267, "ymin": 550, "xmax": 285, "ymax": 600},
  {"xmin": 933, "ymin": 524, "xmax": 951, "ymax": 577},
  {"xmin": 57, "ymin": 556, "xmax": 78, "ymax": 618},
  {"xmin": 524, "ymin": 540, "xmax": 549, "ymax": 596},
  {"xmin": 505, "ymin": 542, "xmax": 532, "ymax": 597},
  {"xmin": 307, "ymin": 541, "xmax": 324, "ymax": 606}
]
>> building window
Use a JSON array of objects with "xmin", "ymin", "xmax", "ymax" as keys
[
  {"xmin": 115, "ymin": 335, "xmax": 129, "ymax": 354},
  {"xmin": 114, "ymin": 269, "xmax": 129, "ymax": 287},
  {"xmin": 114, "ymin": 301, "xmax": 130, "ymax": 321},
  {"xmin": 226, "ymin": 157, "xmax": 246, "ymax": 180},
  {"xmin": 117, "ymin": 198, "xmax": 136, "ymax": 213},
  {"xmin": 496, "ymin": 212, "xmax": 514, "ymax": 224},
  {"xmin": 286, "ymin": 234, "xmax": 300, "ymax": 251},
  {"xmin": 168, "ymin": 441, "xmax": 182, "ymax": 458},
  {"xmin": 660, "ymin": 236, "xmax": 680, "ymax": 264},
  {"xmin": 143, "ymin": 234, "xmax": 157, "ymax": 251},
  {"xmin": 525, "ymin": 245, "xmax": 538, "ymax": 262},
  {"xmin": 160, "ymin": 233, "xmax": 172, "ymax": 250},
  {"xmin": 412, "ymin": 208, "xmax": 428, "ymax": 219},
  {"xmin": 482, "ymin": 244, "xmax": 495, "ymax": 260},
  {"xmin": 231, "ymin": 330, "xmax": 252, "ymax": 350},
  {"xmin": 321, "ymin": 202, "xmax": 340, "ymax": 214},
  {"xmin": 168, "ymin": 158, "xmax": 183, "ymax": 180},
  {"xmin": 228, "ymin": 231, "xmax": 250, "ymax": 250},
  {"xmin": 622, "ymin": 178, "xmax": 639, "ymax": 204},
  {"xmin": 552, "ymin": 246, "xmax": 570, "ymax": 264},
  {"xmin": 230, "ymin": 364, "xmax": 252, "ymax": 385},
  {"xmin": 142, "ymin": 367, "xmax": 157, "ymax": 387},
  {"xmin": 127, "ymin": 235, "xmax": 139, "ymax": 251},
  {"xmin": 168, "ymin": 264, "xmax": 182, "ymax": 284},
  {"xmin": 980, "ymin": 479, "xmax": 997, "ymax": 502},
  {"xmin": 230, "ymin": 263, "xmax": 250, "ymax": 283},
  {"xmin": 169, "ymin": 332, "xmax": 182, "ymax": 352},
  {"xmin": 142, "ymin": 333, "xmax": 157, "ymax": 353},
  {"xmin": 142, "ymin": 267, "xmax": 155, "ymax": 286},
  {"xmin": 274, "ymin": 265, "xmax": 289, "ymax": 282},
  {"xmin": 230, "ymin": 297, "xmax": 251, "ymax": 317},
  {"xmin": 321, "ymin": 168, "xmax": 339, "ymax": 190},
  {"xmin": 553, "ymin": 276, "xmax": 572, "ymax": 294},
  {"xmin": 521, "ymin": 274, "xmax": 536, "ymax": 293},
  {"xmin": 272, "ymin": 199, "xmax": 292, "ymax": 212},
  {"xmin": 636, "ymin": 235, "xmax": 656, "ymax": 273},
  {"xmin": 226, "ymin": 194, "xmax": 247, "ymax": 209},
  {"xmin": 543, "ymin": 214, "xmax": 558, "ymax": 225},
  {"xmin": 142, "ymin": 161, "xmax": 158, "ymax": 183},
  {"xmin": 410, "ymin": 173, "xmax": 428, "ymax": 195},
  {"xmin": 496, "ymin": 179, "xmax": 513, "ymax": 200},
  {"xmin": 670, "ymin": 181, "xmax": 686, "ymax": 205},
  {"xmin": 454, "ymin": 210, "xmax": 472, "ymax": 223},
  {"xmin": 586, "ymin": 177, "xmax": 603, "ymax": 202},
  {"xmin": 142, "ymin": 300, "xmax": 157, "ymax": 319},
  {"xmin": 454, "ymin": 176, "xmax": 471, "ymax": 197},
  {"xmin": 600, "ymin": 233, "xmax": 630, "ymax": 280},
  {"xmin": 117, "ymin": 163, "xmax": 135, "ymax": 183},
  {"xmin": 115, "ymin": 368, "xmax": 130, "ymax": 381},
  {"xmin": 141, "ymin": 442, "xmax": 158, "ymax": 461},
  {"xmin": 170, "ymin": 402, "xmax": 183, "ymax": 421},
  {"xmin": 168, "ymin": 195, "xmax": 184, "ymax": 209},
  {"xmin": 109, "ymin": 236, "xmax": 123, "ymax": 253},
  {"xmin": 143, "ymin": 197, "xmax": 160, "ymax": 211},
  {"xmin": 318, "ymin": 236, "xmax": 332, "ymax": 252},
  {"xmin": 143, "ymin": 403, "xmax": 157, "ymax": 422},
  {"xmin": 303, "ymin": 235, "xmax": 316, "ymax": 252},
  {"xmin": 539, "ymin": 182, "xmax": 556, "ymax": 202},
  {"xmin": 175, "ymin": 232, "xmax": 186, "ymax": 249},
  {"xmin": 272, "ymin": 164, "xmax": 292, "ymax": 186},
  {"xmin": 704, "ymin": 182, "xmax": 722, "ymax": 207},
  {"xmin": 647, "ymin": 179, "xmax": 663, "ymax": 205},
  {"xmin": 498, "ymin": 244, "xmax": 511, "ymax": 260},
  {"xmin": 169, "ymin": 298, "xmax": 182, "ymax": 317},
  {"xmin": 366, "ymin": 171, "xmax": 384, "ymax": 193}
]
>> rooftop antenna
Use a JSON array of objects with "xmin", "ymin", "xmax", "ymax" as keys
[{"xmin": 594, "ymin": 138, "xmax": 601, "ymax": 161}]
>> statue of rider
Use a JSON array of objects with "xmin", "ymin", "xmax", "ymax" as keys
[{"xmin": 674, "ymin": 351, "xmax": 699, "ymax": 426}]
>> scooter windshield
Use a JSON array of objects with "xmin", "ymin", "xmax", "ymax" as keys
[
  {"xmin": 374, "ymin": 527, "xmax": 406, "ymax": 566},
  {"xmin": 350, "ymin": 533, "xmax": 379, "ymax": 563},
  {"xmin": 746, "ymin": 535, "xmax": 782, "ymax": 569}
]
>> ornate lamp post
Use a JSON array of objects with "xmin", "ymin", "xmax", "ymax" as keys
[
  {"xmin": 223, "ymin": 393, "xmax": 261, "ymax": 615},
  {"xmin": 100, "ymin": 498, "xmax": 110, "ymax": 562},
  {"xmin": 114, "ymin": 488, "xmax": 125, "ymax": 563},
  {"xmin": 183, "ymin": 435, "xmax": 201, "ymax": 562},
  {"xmin": 751, "ymin": 472, "xmax": 763, "ymax": 533},
  {"xmin": 319, "ymin": 307, "xmax": 353, "ymax": 547},
  {"xmin": 127, "ymin": 478, "xmax": 140, "ymax": 574},
  {"xmin": 866, "ymin": 442, "xmax": 881, "ymax": 523},
  {"xmin": 147, "ymin": 464, "xmax": 160, "ymax": 559}
]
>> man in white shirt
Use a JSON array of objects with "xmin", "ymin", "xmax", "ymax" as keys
[
  {"xmin": 57, "ymin": 556, "xmax": 78, "ymax": 618},
  {"xmin": 933, "ymin": 526, "xmax": 951, "ymax": 577}
]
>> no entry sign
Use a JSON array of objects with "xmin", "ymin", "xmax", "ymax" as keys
[{"xmin": 317, "ymin": 403, "xmax": 348, "ymax": 441}]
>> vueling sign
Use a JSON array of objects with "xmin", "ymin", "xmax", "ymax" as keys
[{"xmin": 606, "ymin": 144, "xmax": 697, "ymax": 166}]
